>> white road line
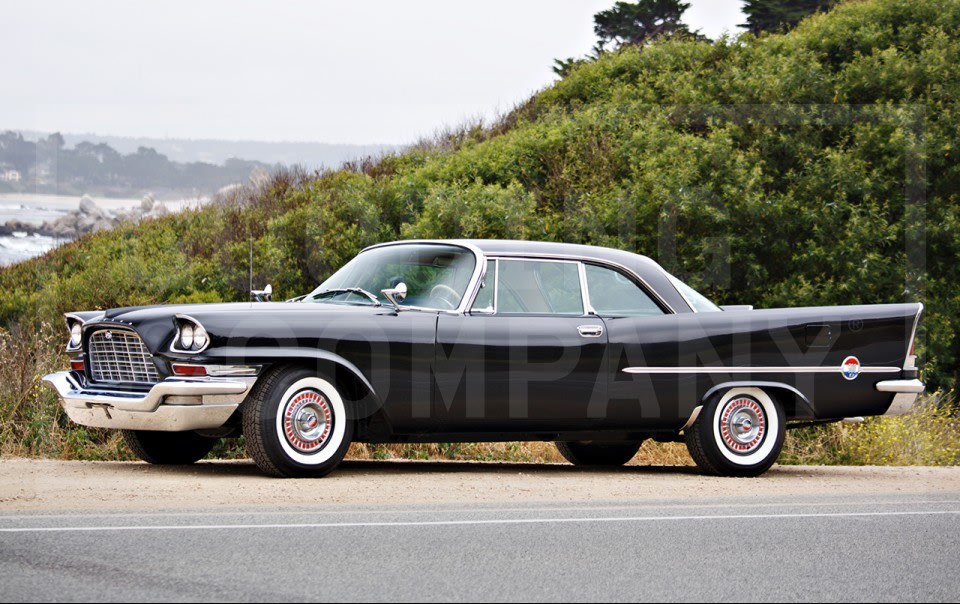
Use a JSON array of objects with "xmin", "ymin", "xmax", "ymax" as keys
[
  {"xmin": 2, "ymin": 499, "xmax": 958, "ymax": 522},
  {"xmin": 2, "ymin": 510, "xmax": 958, "ymax": 533}
]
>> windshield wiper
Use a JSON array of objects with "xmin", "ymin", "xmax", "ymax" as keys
[{"xmin": 311, "ymin": 288, "xmax": 382, "ymax": 306}]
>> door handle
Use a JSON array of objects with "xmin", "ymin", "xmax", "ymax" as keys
[{"xmin": 577, "ymin": 324, "xmax": 603, "ymax": 338}]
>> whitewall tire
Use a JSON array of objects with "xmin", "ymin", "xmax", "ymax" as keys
[
  {"xmin": 685, "ymin": 387, "xmax": 785, "ymax": 477},
  {"xmin": 244, "ymin": 367, "xmax": 353, "ymax": 478}
]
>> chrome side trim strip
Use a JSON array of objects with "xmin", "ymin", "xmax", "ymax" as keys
[{"xmin": 623, "ymin": 366, "xmax": 901, "ymax": 374}]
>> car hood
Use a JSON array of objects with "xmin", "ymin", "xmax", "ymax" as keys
[
  {"xmin": 97, "ymin": 301, "xmax": 389, "ymax": 323},
  {"xmin": 76, "ymin": 302, "xmax": 406, "ymax": 353}
]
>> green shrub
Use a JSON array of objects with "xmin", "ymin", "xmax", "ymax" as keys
[{"xmin": 2, "ymin": 0, "xmax": 960, "ymax": 463}]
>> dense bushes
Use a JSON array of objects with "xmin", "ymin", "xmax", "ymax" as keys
[{"xmin": 2, "ymin": 0, "xmax": 959, "ymax": 459}]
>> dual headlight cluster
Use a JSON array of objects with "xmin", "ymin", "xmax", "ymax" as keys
[{"xmin": 175, "ymin": 317, "xmax": 209, "ymax": 352}]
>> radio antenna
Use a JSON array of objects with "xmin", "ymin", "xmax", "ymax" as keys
[{"xmin": 249, "ymin": 236, "xmax": 253, "ymax": 301}]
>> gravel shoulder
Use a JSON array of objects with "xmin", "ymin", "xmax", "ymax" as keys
[{"xmin": 3, "ymin": 458, "xmax": 959, "ymax": 512}]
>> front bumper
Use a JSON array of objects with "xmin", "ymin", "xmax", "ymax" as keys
[
  {"xmin": 42, "ymin": 371, "xmax": 256, "ymax": 431},
  {"xmin": 877, "ymin": 379, "xmax": 925, "ymax": 416}
]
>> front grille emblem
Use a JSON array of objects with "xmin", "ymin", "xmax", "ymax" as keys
[{"xmin": 104, "ymin": 331, "xmax": 112, "ymax": 340}]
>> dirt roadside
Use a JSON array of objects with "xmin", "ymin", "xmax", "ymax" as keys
[{"xmin": 2, "ymin": 458, "xmax": 959, "ymax": 512}]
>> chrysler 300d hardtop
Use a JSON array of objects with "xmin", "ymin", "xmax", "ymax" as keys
[{"xmin": 44, "ymin": 239, "xmax": 924, "ymax": 477}]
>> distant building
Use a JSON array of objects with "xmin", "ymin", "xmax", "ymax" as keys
[{"xmin": 0, "ymin": 168, "xmax": 21, "ymax": 183}]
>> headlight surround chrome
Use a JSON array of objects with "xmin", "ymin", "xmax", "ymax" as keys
[{"xmin": 172, "ymin": 315, "xmax": 210, "ymax": 353}]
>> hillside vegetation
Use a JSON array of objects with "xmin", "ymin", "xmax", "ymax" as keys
[{"xmin": 2, "ymin": 0, "xmax": 959, "ymax": 460}]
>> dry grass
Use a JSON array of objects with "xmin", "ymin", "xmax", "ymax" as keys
[
  {"xmin": 346, "ymin": 439, "xmax": 694, "ymax": 466},
  {"xmin": 780, "ymin": 396, "xmax": 960, "ymax": 466}
]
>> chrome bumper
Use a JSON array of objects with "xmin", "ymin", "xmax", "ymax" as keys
[
  {"xmin": 42, "ymin": 371, "xmax": 256, "ymax": 431},
  {"xmin": 877, "ymin": 378, "xmax": 925, "ymax": 416}
]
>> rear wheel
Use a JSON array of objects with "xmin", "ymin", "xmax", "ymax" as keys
[
  {"xmin": 685, "ymin": 387, "xmax": 785, "ymax": 477},
  {"xmin": 555, "ymin": 440, "xmax": 643, "ymax": 466},
  {"xmin": 243, "ymin": 367, "xmax": 353, "ymax": 478},
  {"xmin": 121, "ymin": 430, "xmax": 216, "ymax": 465}
]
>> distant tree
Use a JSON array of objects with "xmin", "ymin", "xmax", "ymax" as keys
[
  {"xmin": 554, "ymin": 0, "xmax": 696, "ymax": 77},
  {"xmin": 594, "ymin": 0, "xmax": 694, "ymax": 51},
  {"xmin": 741, "ymin": 0, "xmax": 838, "ymax": 35},
  {"xmin": 0, "ymin": 131, "xmax": 35, "ymax": 176}
]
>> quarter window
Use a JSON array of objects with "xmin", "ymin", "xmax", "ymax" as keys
[{"xmin": 584, "ymin": 264, "xmax": 664, "ymax": 317}]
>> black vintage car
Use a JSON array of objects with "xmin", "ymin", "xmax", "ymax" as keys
[{"xmin": 44, "ymin": 240, "xmax": 924, "ymax": 477}]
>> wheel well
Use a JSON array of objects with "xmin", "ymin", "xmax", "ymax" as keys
[
  {"xmin": 242, "ymin": 361, "xmax": 381, "ymax": 421},
  {"xmin": 702, "ymin": 382, "xmax": 815, "ymax": 421}
]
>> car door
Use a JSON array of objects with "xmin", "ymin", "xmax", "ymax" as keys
[
  {"xmin": 582, "ymin": 262, "xmax": 686, "ymax": 429},
  {"xmin": 433, "ymin": 258, "xmax": 608, "ymax": 433}
]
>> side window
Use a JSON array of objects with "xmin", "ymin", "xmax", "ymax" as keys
[
  {"xmin": 497, "ymin": 259, "xmax": 583, "ymax": 315},
  {"xmin": 585, "ymin": 264, "xmax": 664, "ymax": 317},
  {"xmin": 470, "ymin": 260, "xmax": 497, "ymax": 313}
]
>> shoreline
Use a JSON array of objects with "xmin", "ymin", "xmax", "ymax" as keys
[{"xmin": 0, "ymin": 192, "xmax": 204, "ymax": 212}]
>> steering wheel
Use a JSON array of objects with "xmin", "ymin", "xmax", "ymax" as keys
[{"xmin": 429, "ymin": 283, "xmax": 460, "ymax": 310}]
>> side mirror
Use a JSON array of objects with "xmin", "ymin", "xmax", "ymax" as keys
[
  {"xmin": 251, "ymin": 283, "xmax": 273, "ymax": 302},
  {"xmin": 381, "ymin": 282, "xmax": 407, "ymax": 310}
]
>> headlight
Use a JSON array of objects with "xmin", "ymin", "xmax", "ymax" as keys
[
  {"xmin": 179, "ymin": 323, "xmax": 195, "ymax": 349},
  {"xmin": 193, "ymin": 325, "xmax": 208, "ymax": 350},
  {"xmin": 173, "ymin": 316, "xmax": 210, "ymax": 352},
  {"xmin": 69, "ymin": 322, "xmax": 82, "ymax": 348}
]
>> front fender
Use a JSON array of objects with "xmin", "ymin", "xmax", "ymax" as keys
[{"xmin": 200, "ymin": 346, "xmax": 382, "ymax": 413}]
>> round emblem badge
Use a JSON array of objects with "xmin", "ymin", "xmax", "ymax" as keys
[{"xmin": 841, "ymin": 356, "xmax": 861, "ymax": 380}]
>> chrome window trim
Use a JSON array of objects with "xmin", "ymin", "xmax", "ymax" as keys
[
  {"xmin": 577, "ymin": 261, "xmax": 597, "ymax": 315},
  {"xmin": 170, "ymin": 314, "xmax": 212, "ymax": 354},
  {"xmin": 468, "ymin": 258, "xmax": 498, "ymax": 315},
  {"xmin": 487, "ymin": 252, "xmax": 677, "ymax": 315}
]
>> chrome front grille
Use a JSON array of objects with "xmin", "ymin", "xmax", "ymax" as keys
[{"xmin": 88, "ymin": 329, "xmax": 160, "ymax": 385}]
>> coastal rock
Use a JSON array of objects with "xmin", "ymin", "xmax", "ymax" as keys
[
  {"xmin": 141, "ymin": 194, "xmax": 155, "ymax": 213},
  {"xmin": 78, "ymin": 195, "xmax": 105, "ymax": 218}
]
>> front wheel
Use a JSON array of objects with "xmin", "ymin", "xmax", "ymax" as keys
[
  {"xmin": 684, "ymin": 387, "xmax": 785, "ymax": 477},
  {"xmin": 121, "ymin": 429, "xmax": 216, "ymax": 465},
  {"xmin": 555, "ymin": 440, "xmax": 643, "ymax": 466},
  {"xmin": 243, "ymin": 367, "xmax": 354, "ymax": 478}
]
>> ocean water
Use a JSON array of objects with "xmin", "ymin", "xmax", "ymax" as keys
[
  {"xmin": 0, "ymin": 201, "xmax": 69, "ymax": 265},
  {"xmin": 0, "ymin": 231, "xmax": 64, "ymax": 266},
  {"xmin": 0, "ymin": 194, "xmax": 204, "ymax": 266}
]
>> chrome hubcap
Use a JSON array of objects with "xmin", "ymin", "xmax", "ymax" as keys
[
  {"xmin": 282, "ymin": 390, "xmax": 333, "ymax": 453},
  {"xmin": 719, "ymin": 397, "xmax": 766, "ymax": 454}
]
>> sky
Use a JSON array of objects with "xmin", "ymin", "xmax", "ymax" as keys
[{"xmin": 1, "ymin": 0, "xmax": 746, "ymax": 145}]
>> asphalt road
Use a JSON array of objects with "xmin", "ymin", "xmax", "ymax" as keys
[{"xmin": 2, "ymin": 493, "xmax": 959, "ymax": 602}]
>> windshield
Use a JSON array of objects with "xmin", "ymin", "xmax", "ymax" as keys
[
  {"xmin": 667, "ymin": 274, "xmax": 722, "ymax": 313},
  {"xmin": 306, "ymin": 243, "xmax": 477, "ymax": 310}
]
